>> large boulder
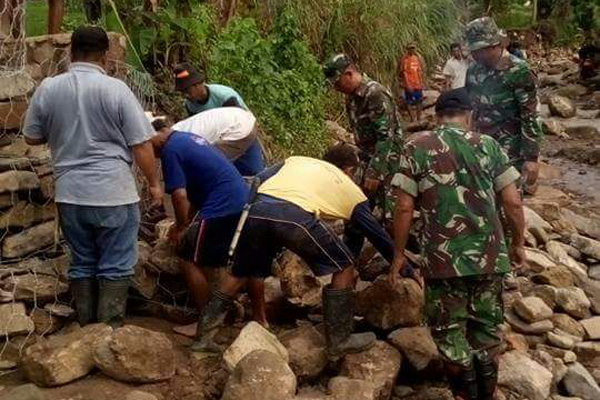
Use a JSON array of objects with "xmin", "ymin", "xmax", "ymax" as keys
[
  {"xmin": 340, "ymin": 341, "xmax": 402, "ymax": 400},
  {"xmin": 556, "ymin": 287, "xmax": 591, "ymax": 319},
  {"xmin": 356, "ymin": 277, "xmax": 424, "ymax": 330},
  {"xmin": 387, "ymin": 326, "xmax": 439, "ymax": 370},
  {"xmin": 548, "ymin": 95, "xmax": 577, "ymax": 118},
  {"xmin": 0, "ymin": 302, "xmax": 34, "ymax": 336},
  {"xmin": 514, "ymin": 296, "xmax": 554, "ymax": 322},
  {"xmin": 328, "ymin": 377, "xmax": 376, "ymax": 400},
  {"xmin": 562, "ymin": 362, "xmax": 600, "ymax": 400},
  {"xmin": 498, "ymin": 350, "xmax": 553, "ymax": 400},
  {"xmin": 21, "ymin": 323, "xmax": 113, "ymax": 387},
  {"xmin": 279, "ymin": 324, "xmax": 327, "ymax": 381},
  {"xmin": 223, "ymin": 321, "xmax": 289, "ymax": 372},
  {"xmin": 221, "ymin": 350, "xmax": 297, "ymax": 400},
  {"xmin": 93, "ymin": 325, "xmax": 175, "ymax": 383}
]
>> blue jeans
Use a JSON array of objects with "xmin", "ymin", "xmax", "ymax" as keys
[
  {"xmin": 58, "ymin": 203, "xmax": 140, "ymax": 280},
  {"xmin": 233, "ymin": 141, "xmax": 265, "ymax": 176}
]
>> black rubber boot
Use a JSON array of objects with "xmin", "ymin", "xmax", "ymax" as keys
[
  {"xmin": 97, "ymin": 278, "xmax": 130, "ymax": 328},
  {"xmin": 70, "ymin": 278, "xmax": 98, "ymax": 326},
  {"xmin": 475, "ymin": 353, "xmax": 499, "ymax": 400},
  {"xmin": 445, "ymin": 361, "xmax": 479, "ymax": 400},
  {"xmin": 191, "ymin": 290, "xmax": 234, "ymax": 353},
  {"xmin": 323, "ymin": 286, "xmax": 376, "ymax": 358}
]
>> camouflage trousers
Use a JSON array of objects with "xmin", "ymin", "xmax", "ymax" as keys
[{"xmin": 425, "ymin": 274, "xmax": 505, "ymax": 367}]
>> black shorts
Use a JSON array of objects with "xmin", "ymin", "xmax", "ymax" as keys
[
  {"xmin": 232, "ymin": 195, "xmax": 355, "ymax": 278},
  {"xmin": 179, "ymin": 213, "xmax": 240, "ymax": 267}
]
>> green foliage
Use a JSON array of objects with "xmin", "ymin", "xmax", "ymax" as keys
[{"xmin": 209, "ymin": 14, "xmax": 329, "ymax": 158}]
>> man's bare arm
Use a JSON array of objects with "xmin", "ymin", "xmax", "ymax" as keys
[
  {"xmin": 131, "ymin": 141, "xmax": 163, "ymax": 207},
  {"xmin": 388, "ymin": 189, "xmax": 415, "ymax": 286},
  {"xmin": 500, "ymin": 183, "xmax": 526, "ymax": 266}
]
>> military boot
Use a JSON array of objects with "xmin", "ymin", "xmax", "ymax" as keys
[
  {"xmin": 323, "ymin": 286, "xmax": 376, "ymax": 358},
  {"xmin": 474, "ymin": 353, "xmax": 499, "ymax": 400},
  {"xmin": 445, "ymin": 361, "xmax": 478, "ymax": 400},
  {"xmin": 97, "ymin": 278, "xmax": 130, "ymax": 328},
  {"xmin": 70, "ymin": 278, "xmax": 98, "ymax": 326},
  {"xmin": 191, "ymin": 290, "xmax": 233, "ymax": 353}
]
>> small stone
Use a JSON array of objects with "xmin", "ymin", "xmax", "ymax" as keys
[
  {"xmin": 340, "ymin": 341, "xmax": 402, "ymax": 400},
  {"xmin": 556, "ymin": 287, "xmax": 591, "ymax": 319},
  {"xmin": 562, "ymin": 362, "xmax": 600, "ymax": 400},
  {"xmin": 223, "ymin": 321, "xmax": 289, "ymax": 371},
  {"xmin": 505, "ymin": 308, "xmax": 554, "ymax": 334},
  {"xmin": 0, "ymin": 302, "xmax": 34, "ymax": 336},
  {"xmin": 387, "ymin": 326, "xmax": 439, "ymax": 370},
  {"xmin": 498, "ymin": 350, "xmax": 553, "ymax": 400},
  {"xmin": 125, "ymin": 391, "xmax": 159, "ymax": 400},
  {"xmin": 328, "ymin": 377, "xmax": 376, "ymax": 400},
  {"xmin": 548, "ymin": 95, "xmax": 577, "ymax": 118},
  {"xmin": 514, "ymin": 296, "xmax": 554, "ymax": 322},
  {"xmin": 547, "ymin": 331, "xmax": 575, "ymax": 349},
  {"xmin": 93, "ymin": 325, "xmax": 175, "ymax": 383},
  {"xmin": 221, "ymin": 350, "xmax": 297, "ymax": 400},
  {"xmin": 580, "ymin": 316, "xmax": 600, "ymax": 339},
  {"xmin": 279, "ymin": 324, "xmax": 327, "ymax": 381},
  {"xmin": 0, "ymin": 383, "xmax": 45, "ymax": 400},
  {"xmin": 552, "ymin": 314, "xmax": 586, "ymax": 338}
]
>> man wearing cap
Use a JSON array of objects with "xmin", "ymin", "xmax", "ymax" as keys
[
  {"xmin": 389, "ymin": 89, "xmax": 526, "ymax": 400},
  {"xmin": 399, "ymin": 44, "xmax": 426, "ymax": 122},
  {"xmin": 465, "ymin": 17, "xmax": 544, "ymax": 194},
  {"xmin": 24, "ymin": 26, "xmax": 163, "ymax": 328},
  {"xmin": 323, "ymin": 54, "xmax": 402, "ymax": 232}
]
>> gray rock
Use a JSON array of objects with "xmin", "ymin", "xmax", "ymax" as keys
[
  {"xmin": 556, "ymin": 287, "xmax": 591, "ymax": 319},
  {"xmin": 340, "ymin": 341, "xmax": 402, "ymax": 400},
  {"xmin": 0, "ymin": 71, "xmax": 35, "ymax": 101},
  {"xmin": 1, "ymin": 221, "xmax": 56, "ymax": 259},
  {"xmin": 562, "ymin": 362, "xmax": 600, "ymax": 400},
  {"xmin": 569, "ymin": 234, "xmax": 600, "ymax": 260},
  {"xmin": 221, "ymin": 350, "xmax": 297, "ymax": 400},
  {"xmin": 514, "ymin": 296, "xmax": 554, "ymax": 322},
  {"xmin": 498, "ymin": 350, "xmax": 553, "ymax": 400},
  {"xmin": 328, "ymin": 377, "xmax": 376, "ymax": 400},
  {"xmin": 279, "ymin": 324, "xmax": 327, "ymax": 381},
  {"xmin": 21, "ymin": 323, "xmax": 113, "ymax": 386},
  {"xmin": 356, "ymin": 277, "xmax": 424, "ymax": 330},
  {"xmin": 0, "ymin": 302, "xmax": 34, "ymax": 336},
  {"xmin": 505, "ymin": 308, "xmax": 554, "ymax": 334},
  {"xmin": 0, "ymin": 383, "xmax": 45, "ymax": 400},
  {"xmin": 387, "ymin": 326, "xmax": 439, "ymax": 370},
  {"xmin": 93, "ymin": 325, "xmax": 175, "ymax": 383},
  {"xmin": 580, "ymin": 316, "xmax": 600, "ymax": 340},
  {"xmin": 549, "ymin": 95, "xmax": 577, "ymax": 118}
]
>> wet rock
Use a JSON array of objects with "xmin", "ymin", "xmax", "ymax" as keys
[
  {"xmin": 0, "ymin": 302, "xmax": 34, "ymax": 336},
  {"xmin": 547, "ymin": 331, "xmax": 575, "ymax": 350},
  {"xmin": 340, "ymin": 341, "xmax": 401, "ymax": 400},
  {"xmin": 0, "ymin": 71, "xmax": 35, "ymax": 101},
  {"xmin": 0, "ymin": 383, "xmax": 45, "ymax": 400},
  {"xmin": 0, "ymin": 171, "xmax": 40, "ymax": 194},
  {"xmin": 2, "ymin": 273, "xmax": 68, "ymax": 302},
  {"xmin": 498, "ymin": 350, "xmax": 553, "ymax": 400},
  {"xmin": 21, "ymin": 323, "xmax": 113, "ymax": 386},
  {"xmin": 387, "ymin": 327, "xmax": 438, "ymax": 370},
  {"xmin": 532, "ymin": 285, "xmax": 558, "ymax": 309},
  {"xmin": 279, "ymin": 324, "xmax": 327, "ymax": 381},
  {"xmin": 549, "ymin": 95, "xmax": 577, "ymax": 118},
  {"xmin": 356, "ymin": 277, "xmax": 424, "ymax": 330},
  {"xmin": 580, "ymin": 316, "xmax": 600, "ymax": 339},
  {"xmin": 1, "ymin": 221, "xmax": 56, "ymax": 258},
  {"xmin": 514, "ymin": 296, "xmax": 553, "ymax": 322},
  {"xmin": 275, "ymin": 252, "xmax": 323, "ymax": 308},
  {"xmin": 221, "ymin": 350, "xmax": 297, "ymax": 400},
  {"xmin": 552, "ymin": 314, "xmax": 586, "ymax": 339},
  {"xmin": 556, "ymin": 287, "xmax": 591, "ymax": 319},
  {"xmin": 125, "ymin": 391, "xmax": 158, "ymax": 400},
  {"xmin": 148, "ymin": 239, "xmax": 179, "ymax": 275},
  {"xmin": 569, "ymin": 234, "xmax": 600, "ymax": 260},
  {"xmin": 505, "ymin": 307, "xmax": 554, "ymax": 334},
  {"xmin": 328, "ymin": 377, "xmax": 376, "ymax": 400},
  {"xmin": 223, "ymin": 321, "xmax": 289, "ymax": 372},
  {"xmin": 562, "ymin": 362, "xmax": 600, "ymax": 400},
  {"xmin": 573, "ymin": 342, "xmax": 600, "ymax": 371},
  {"xmin": 93, "ymin": 325, "xmax": 175, "ymax": 383}
]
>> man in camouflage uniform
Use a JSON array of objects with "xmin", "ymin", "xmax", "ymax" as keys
[
  {"xmin": 324, "ymin": 54, "xmax": 403, "ymax": 230},
  {"xmin": 389, "ymin": 89, "xmax": 526, "ymax": 400},
  {"xmin": 465, "ymin": 17, "xmax": 544, "ymax": 193}
]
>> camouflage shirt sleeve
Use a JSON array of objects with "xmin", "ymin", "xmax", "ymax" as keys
[
  {"xmin": 391, "ymin": 141, "xmax": 419, "ymax": 197},
  {"xmin": 364, "ymin": 89, "xmax": 402, "ymax": 181},
  {"xmin": 483, "ymin": 136, "xmax": 521, "ymax": 192},
  {"xmin": 512, "ymin": 64, "xmax": 544, "ymax": 161}
]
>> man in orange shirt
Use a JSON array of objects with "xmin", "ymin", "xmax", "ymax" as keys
[{"xmin": 399, "ymin": 44, "xmax": 426, "ymax": 122}]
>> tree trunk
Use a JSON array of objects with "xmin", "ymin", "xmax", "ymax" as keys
[{"xmin": 48, "ymin": 0, "xmax": 64, "ymax": 35}]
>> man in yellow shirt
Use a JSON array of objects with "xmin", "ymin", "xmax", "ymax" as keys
[{"xmin": 192, "ymin": 144, "xmax": 394, "ymax": 358}]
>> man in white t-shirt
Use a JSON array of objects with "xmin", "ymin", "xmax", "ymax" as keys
[
  {"xmin": 443, "ymin": 43, "xmax": 470, "ymax": 90},
  {"xmin": 153, "ymin": 107, "xmax": 264, "ymax": 175}
]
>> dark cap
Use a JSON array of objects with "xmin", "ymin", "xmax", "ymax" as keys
[
  {"xmin": 323, "ymin": 54, "xmax": 353, "ymax": 84},
  {"xmin": 174, "ymin": 63, "xmax": 205, "ymax": 92},
  {"xmin": 435, "ymin": 88, "xmax": 472, "ymax": 113},
  {"xmin": 71, "ymin": 26, "xmax": 109, "ymax": 54}
]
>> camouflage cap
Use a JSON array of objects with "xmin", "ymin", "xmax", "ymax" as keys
[
  {"xmin": 465, "ymin": 17, "xmax": 502, "ymax": 51},
  {"xmin": 323, "ymin": 53, "xmax": 353, "ymax": 84}
]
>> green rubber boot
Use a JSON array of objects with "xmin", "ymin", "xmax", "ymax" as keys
[
  {"xmin": 70, "ymin": 278, "xmax": 98, "ymax": 326},
  {"xmin": 191, "ymin": 290, "xmax": 233, "ymax": 353},
  {"xmin": 97, "ymin": 278, "xmax": 130, "ymax": 328}
]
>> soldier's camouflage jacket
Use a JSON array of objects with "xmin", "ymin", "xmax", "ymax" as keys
[
  {"xmin": 466, "ymin": 51, "xmax": 544, "ymax": 170},
  {"xmin": 392, "ymin": 125, "xmax": 520, "ymax": 279},
  {"xmin": 346, "ymin": 76, "xmax": 403, "ymax": 220}
]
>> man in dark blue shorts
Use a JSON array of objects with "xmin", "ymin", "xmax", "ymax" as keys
[{"xmin": 192, "ymin": 144, "xmax": 395, "ymax": 358}]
